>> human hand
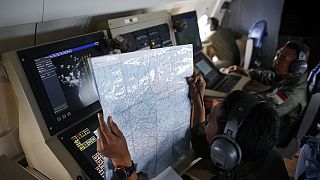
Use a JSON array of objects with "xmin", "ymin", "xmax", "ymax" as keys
[
  {"xmin": 204, "ymin": 99, "xmax": 222, "ymax": 109},
  {"xmin": 186, "ymin": 74, "xmax": 206, "ymax": 105},
  {"xmin": 227, "ymin": 65, "xmax": 249, "ymax": 76},
  {"xmin": 96, "ymin": 113, "xmax": 132, "ymax": 167}
]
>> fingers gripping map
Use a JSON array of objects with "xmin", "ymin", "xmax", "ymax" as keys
[{"xmin": 89, "ymin": 45, "xmax": 193, "ymax": 178}]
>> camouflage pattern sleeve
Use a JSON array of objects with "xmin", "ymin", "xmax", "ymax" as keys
[{"xmin": 248, "ymin": 69, "xmax": 276, "ymax": 85}]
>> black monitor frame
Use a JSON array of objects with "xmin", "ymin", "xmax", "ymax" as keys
[
  {"xmin": 171, "ymin": 11, "xmax": 202, "ymax": 53},
  {"xmin": 17, "ymin": 31, "xmax": 109, "ymax": 135}
]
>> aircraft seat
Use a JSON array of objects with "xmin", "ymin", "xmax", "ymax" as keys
[
  {"xmin": 294, "ymin": 135, "xmax": 320, "ymax": 179},
  {"xmin": 242, "ymin": 20, "xmax": 267, "ymax": 69}
]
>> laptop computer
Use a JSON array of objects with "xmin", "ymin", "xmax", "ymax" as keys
[
  {"xmin": 193, "ymin": 52, "xmax": 250, "ymax": 97},
  {"xmin": 172, "ymin": 11, "xmax": 249, "ymax": 97}
]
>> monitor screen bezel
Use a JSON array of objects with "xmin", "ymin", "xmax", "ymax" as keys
[
  {"xmin": 171, "ymin": 11, "xmax": 202, "ymax": 53},
  {"xmin": 17, "ymin": 31, "xmax": 109, "ymax": 135}
]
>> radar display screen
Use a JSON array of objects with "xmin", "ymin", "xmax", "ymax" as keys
[{"xmin": 17, "ymin": 31, "xmax": 109, "ymax": 135}]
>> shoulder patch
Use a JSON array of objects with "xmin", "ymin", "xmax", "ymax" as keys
[{"xmin": 273, "ymin": 91, "xmax": 288, "ymax": 104}]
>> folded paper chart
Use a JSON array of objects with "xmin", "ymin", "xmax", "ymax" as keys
[{"xmin": 89, "ymin": 44, "xmax": 193, "ymax": 178}]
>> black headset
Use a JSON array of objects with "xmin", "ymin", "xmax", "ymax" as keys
[
  {"xmin": 286, "ymin": 41, "xmax": 308, "ymax": 76},
  {"xmin": 210, "ymin": 94, "xmax": 265, "ymax": 170}
]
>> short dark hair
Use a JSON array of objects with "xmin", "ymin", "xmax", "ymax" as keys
[
  {"xmin": 285, "ymin": 40, "xmax": 310, "ymax": 61},
  {"xmin": 218, "ymin": 90, "xmax": 280, "ymax": 161}
]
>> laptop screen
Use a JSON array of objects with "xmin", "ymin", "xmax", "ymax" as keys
[
  {"xmin": 195, "ymin": 60, "xmax": 212, "ymax": 76},
  {"xmin": 172, "ymin": 11, "xmax": 202, "ymax": 53},
  {"xmin": 194, "ymin": 52, "xmax": 224, "ymax": 87}
]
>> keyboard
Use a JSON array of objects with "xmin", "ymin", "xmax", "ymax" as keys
[{"xmin": 215, "ymin": 75, "xmax": 241, "ymax": 93}]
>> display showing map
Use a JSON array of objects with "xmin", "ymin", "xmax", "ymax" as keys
[{"xmin": 89, "ymin": 44, "xmax": 193, "ymax": 178}]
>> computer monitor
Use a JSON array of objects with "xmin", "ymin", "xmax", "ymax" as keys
[
  {"xmin": 17, "ymin": 31, "xmax": 109, "ymax": 135},
  {"xmin": 58, "ymin": 112, "xmax": 104, "ymax": 179},
  {"xmin": 171, "ymin": 11, "xmax": 202, "ymax": 52},
  {"xmin": 106, "ymin": 11, "xmax": 175, "ymax": 52},
  {"xmin": 121, "ymin": 23, "xmax": 172, "ymax": 52}
]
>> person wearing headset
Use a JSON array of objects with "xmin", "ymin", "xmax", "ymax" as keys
[
  {"xmin": 187, "ymin": 75, "xmax": 289, "ymax": 179},
  {"xmin": 227, "ymin": 40, "xmax": 309, "ymax": 146},
  {"xmin": 96, "ymin": 74, "xmax": 289, "ymax": 179}
]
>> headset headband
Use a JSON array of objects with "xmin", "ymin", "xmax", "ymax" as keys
[{"xmin": 224, "ymin": 95, "xmax": 265, "ymax": 139}]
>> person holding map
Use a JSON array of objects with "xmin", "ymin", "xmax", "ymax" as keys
[
  {"xmin": 186, "ymin": 74, "xmax": 289, "ymax": 179},
  {"xmin": 97, "ymin": 74, "xmax": 289, "ymax": 179}
]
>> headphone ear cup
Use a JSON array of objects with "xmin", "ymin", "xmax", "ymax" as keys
[
  {"xmin": 210, "ymin": 135, "xmax": 242, "ymax": 170},
  {"xmin": 298, "ymin": 50, "xmax": 306, "ymax": 61},
  {"xmin": 290, "ymin": 60, "xmax": 308, "ymax": 76}
]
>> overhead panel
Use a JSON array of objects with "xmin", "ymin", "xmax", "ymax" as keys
[{"xmin": 0, "ymin": 0, "xmax": 43, "ymax": 28}]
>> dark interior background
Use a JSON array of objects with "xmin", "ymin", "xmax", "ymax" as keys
[{"xmin": 279, "ymin": 0, "xmax": 320, "ymax": 71}]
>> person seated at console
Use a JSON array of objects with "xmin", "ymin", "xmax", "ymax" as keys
[
  {"xmin": 202, "ymin": 27, "xmax": 242, "ymax": 69},
  {"xmin": 227, "ymin": 40, "xmax": 309, "ymax": 146},
  {"xmin": 96, "ymin": 74, "xmax": 289, "ymax": 180}
]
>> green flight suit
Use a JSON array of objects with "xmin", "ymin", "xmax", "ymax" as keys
[{"xmin": 248, "ymin": 69, "xmax": 308, "ymax": 146}]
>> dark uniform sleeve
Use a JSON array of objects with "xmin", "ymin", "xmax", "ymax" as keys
[
  {"xmin": 190, "ymin": 122, "xmax": 211, "ymax": 159},
  {"xmin": 263, "ymin": 73, "xmax": 308, "ymax": 146},
  {"xmin": 248, "ymin": 69, "xmax": 276, "ymax": 85},
  {"xmin": 269, "ymin": 89, "xmax": 303, "ymax": 117},
  {"xmin": 268, "ymin": 89, "xmax": 306, "ymax": 145}
]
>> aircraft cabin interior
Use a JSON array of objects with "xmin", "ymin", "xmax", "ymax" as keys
[{"xmin": 0, "ymin": 0, "xmax": 319, "ymax": 179}]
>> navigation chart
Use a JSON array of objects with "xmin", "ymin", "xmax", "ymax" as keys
[{"xmin": 89, "ymin": 45, "xmax": 193, "ymax": 178}]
